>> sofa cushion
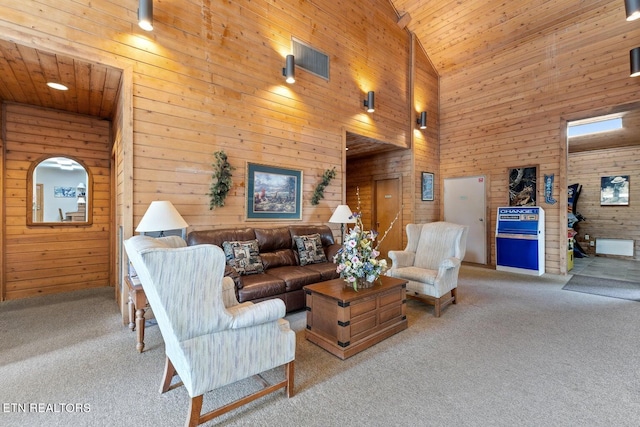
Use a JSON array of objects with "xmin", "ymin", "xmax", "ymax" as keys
[
  {"xmin": 266, "ymin": 266, "xmax": 323, "ymax": 292},
  {"xmin": 222, "ymin": 239, "xmax": 264, "ymax": 275},
  {"xmin": 260, "ymin": 248, "xmax": 297, "ymax": 269},
  {"xmin": 293, "ymin": 233, "xmax": 327, "ymax": 266},
  {"xmin": 187, "ymin": 228, "xmax": 255, "ymax": 247},
  {"xmin": 255, "ymin": 227, "xmax": 291, "ymax": 252},
  {"xmin": 237, "ymin": 274, "xmax": 286, "ymax": 302},
  {"xmin": 303, "ymin": 261, "xmax": 340, "ymax": 281}
]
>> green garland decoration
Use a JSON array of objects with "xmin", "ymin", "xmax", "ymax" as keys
[
  {"xmin": 311, "ymin": 167, "xmax": 337, "ymax": 205},
  {"xmin": 207, "ymin": 151, "xmax": 235, "ymax": 210}
]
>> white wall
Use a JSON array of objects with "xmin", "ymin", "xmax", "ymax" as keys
[{"xmin": 34, "ymin": 167, "xmax": 87, "ymax": 222}]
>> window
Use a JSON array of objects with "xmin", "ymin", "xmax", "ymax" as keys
[{"xmin": 567, "ymin": 115, "xmax": 623, "ymax": 138}]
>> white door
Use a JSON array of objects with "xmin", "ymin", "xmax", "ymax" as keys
[{"xmin": 444, "ymin": 176, "xmax": 487, "ymax": 264}]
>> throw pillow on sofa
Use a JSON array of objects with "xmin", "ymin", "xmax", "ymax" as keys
[
  {"xmin": 222, "ymin": 239, "xmax": 264, "ymax": 275},
  {"xmin": 294, "ymin": 233, "xmax": 327, "ymax": 266}
]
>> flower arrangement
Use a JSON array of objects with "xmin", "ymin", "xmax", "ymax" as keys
[{"xmin": 333, "ymin": 189, "xmax": 399, "ymax": 291}]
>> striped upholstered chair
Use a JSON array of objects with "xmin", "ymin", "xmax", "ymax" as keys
[
  {"xmin": 124, "ymin": 235, "xmax": 295, "ymax": 427},
  {"xmin": 386, "ymin": 222, "xmax": 468, "ymax": 317}
]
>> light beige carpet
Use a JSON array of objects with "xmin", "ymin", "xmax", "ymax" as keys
[{"xmin": 2, "ymin": 266, "xmax": 640, "ymax": 426}]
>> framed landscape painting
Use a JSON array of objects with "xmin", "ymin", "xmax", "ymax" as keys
[{"xmin": 246, "ymin": 163, "xmax": 302, "ymax": 220}]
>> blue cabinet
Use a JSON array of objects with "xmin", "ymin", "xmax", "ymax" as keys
[{"xmin": 496, "ymin": 207, "xmax": 545, "ymax": 276}]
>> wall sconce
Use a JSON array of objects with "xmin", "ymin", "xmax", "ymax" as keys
[
  {"xmin": 631, "ymin": 48, "xmax": 640, "ymax": 77},
  {"xmin": 417, "ymin": 111, "xmax": 427, "ymax": 129},
  {"xmin": 138, "ymin": 0, "xmax": 153, "ymax": 31},
  {"xmin": 282, "ymin": 55, "xmax": 295, "ymax": 84},
  {"xmin": 363, "ymin": 91, "xmax": 375, "ymax": 113},
  {"xmin": 625, "ymin": 0, "xmax": 640, "ymax": 21}
]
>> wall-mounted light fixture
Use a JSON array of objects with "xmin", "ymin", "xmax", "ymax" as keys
[
  {"xmin": 625, "ymin": 0, "xmax": 640, "ymax": 21},
  {"xmin": 417, "ymin": 111, "xmax": 427, "ymax": 129},
  {"xmin": 138, "ymin": 0, "xmax": 153, "ymax": 31},
  {"xmin": 282, "ymin": 55, "xmax": 295, "ymax": 84},
  {"xmin": 631, "ymin": 47, "xmax": 640, "ymax": 77},
  {"xmin": 363, "ymin": 91, "xmax": 375, "ymax": 113}
]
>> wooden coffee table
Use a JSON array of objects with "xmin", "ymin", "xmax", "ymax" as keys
[{"xmin": 303, "ymin": 276, "xmax": 407, "ymax": 359}]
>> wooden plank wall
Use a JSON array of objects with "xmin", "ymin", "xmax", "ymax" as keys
[
  {"xmin": 2, "ymin": 103, "xmax": 111, "ymax": 299},
  {"xmin": 568, "ymin": 146, "xmax": 640, "ymax": 259},
  {"xmin": 111, "ymin": 78, "xmax": 126, "ymax": 312},
  {"xmin": 127, "ymin": 0, "xmax": 412, "ymax": 233},
  {"xmin": 438, "ymin": 2, "xmax": 640, "ymax": 273},
  {"xmin": 0, "ymin": 0, "xmax": 433, "ymax": 302},
  {"xmin": 344, "ymin": 36, "xmax": 440, "ymax": 252},
  {"xmin": 413, "ymin": 39, "xmax": 440, "ymax": 225}
]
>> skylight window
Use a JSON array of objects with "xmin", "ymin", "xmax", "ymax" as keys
[{"xmin": 567, "ymin": 116, "xmax": 623, "ymax": 138}]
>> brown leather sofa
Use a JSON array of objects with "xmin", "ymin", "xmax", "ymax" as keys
[{"xmin": 187, "ymin": 225, "xmax": 341, "ymax": 312}]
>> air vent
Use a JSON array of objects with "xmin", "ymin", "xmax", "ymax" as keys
[{"xmin": 292, "ymin": 38, "xmax": 329, "ymax": 80}]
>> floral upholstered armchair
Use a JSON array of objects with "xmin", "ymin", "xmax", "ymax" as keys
[
  {"xmin": 124, "ymin": 235, "xmax": 295, "ymax": 427},
  {"xmin": 386, "ymin": 222, "xmax": 468, "ymax": 317}
]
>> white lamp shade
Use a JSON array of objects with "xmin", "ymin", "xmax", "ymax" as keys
[
  {"xmin": 328, "ymin": 205, "xmax": 356, "ymax": 224},
  {"xmin": 136, "ymin": 201, "xmax": 188, "ymax": 233}
]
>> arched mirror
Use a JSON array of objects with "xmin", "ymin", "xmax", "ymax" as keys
[{"xmin": 27, "ymin": 155, "xmax": 93, "ymax": 226}]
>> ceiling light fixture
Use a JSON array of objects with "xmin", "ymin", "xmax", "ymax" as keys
[
  {"xmin": 47, "ymin": 82, "xmax": 68, "ymax": 91},
  {"xmin": 631, "ymin": 47, "xmax": 640, "ymax": 77},
  {"xmin": 363, "ymin": 91, "xmax": 375, "ymax": 113},
  {"xmin": 417, "ymin": 111, "xmax": 427, "ymax": 129},
  {"xmin": 625, "ymin": 0, "xmax": 640, "ymax": 21},
  {"xmin": 138, "ymin": 0, "xmax": 153, "ymax": 31},
  {"xmin": 282, "ymin": 54, "xmax": 295, "ymax": 84}
]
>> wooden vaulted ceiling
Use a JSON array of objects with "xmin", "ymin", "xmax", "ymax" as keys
[
  {"xmin": 0, "ymin": 1, "xmax": 636, "ymax": 153},
  {"xmin": 389, "ymin": 0, "xmax": 611, "ymax": 77}
]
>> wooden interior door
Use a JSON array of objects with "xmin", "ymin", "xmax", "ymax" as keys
[
  {"xmin": 374, "ymin": 178, "xmax": 402, "ymax": 261},
  {"xmin": 34, "ymin": 183, "xmax": 43, "ymax": 222}
]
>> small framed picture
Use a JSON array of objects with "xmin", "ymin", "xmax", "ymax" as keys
[
  {"xmin": 600, "ymin": 175, "xmax": 629, "ymax": 206},
  {"xmin": 421, "ymin": 172, "xmax": 434, "ymax": 201}
]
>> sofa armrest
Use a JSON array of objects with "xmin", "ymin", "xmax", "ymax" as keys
[
  {"xmin": 388, "ymin": 250, "xmax": 415, "ymax": 268},
  {"xmin": 224, "ymin": 265, "xmax": 243, "ymax": 290},
  {"xmin": 228, "ymin": 298, "xmax": 286, "ymax": 329},
  {"xmin": 325, "ymin": 243, "xmax": 342, "ymax": 262},
  {"xmin": 222, "ymin": 276, "xmax": 240, "ymax": 308}
]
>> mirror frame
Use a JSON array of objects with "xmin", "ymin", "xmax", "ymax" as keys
[{"xmin": 26, "ymin": 154, "xmax": 94, "ymax": 226}]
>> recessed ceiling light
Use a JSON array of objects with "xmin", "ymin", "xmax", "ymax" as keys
[{"xmin": 47, "ymin": 82, "xmax": 68, "ymax": 91}]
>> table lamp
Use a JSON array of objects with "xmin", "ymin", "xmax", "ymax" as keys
[
  {"xmin": 136, "ymin": 201, "xmax": 188, "ymax": 238},
  {"xmin": 328, "ymin": 204, "xmax": 356, "ymax": 243}
]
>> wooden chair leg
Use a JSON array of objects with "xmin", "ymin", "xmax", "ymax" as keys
[
  {"xmin": 434, "ymin": 297, "xmax": 441, "ymax": 317},
  {"xmin": 160, "ymin": 357, "xmax": 177, "ymax": 393},
  {"xmin": 186, "ymin": 395, "xmax": 203, "ymax": 427},
  {"xmin": 451, "ymin": 287, "xmax": 458, "ymax": 304},
  {"xmin": 286, "ymin": 361, "xmax": 295, "ymax": 398}
]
